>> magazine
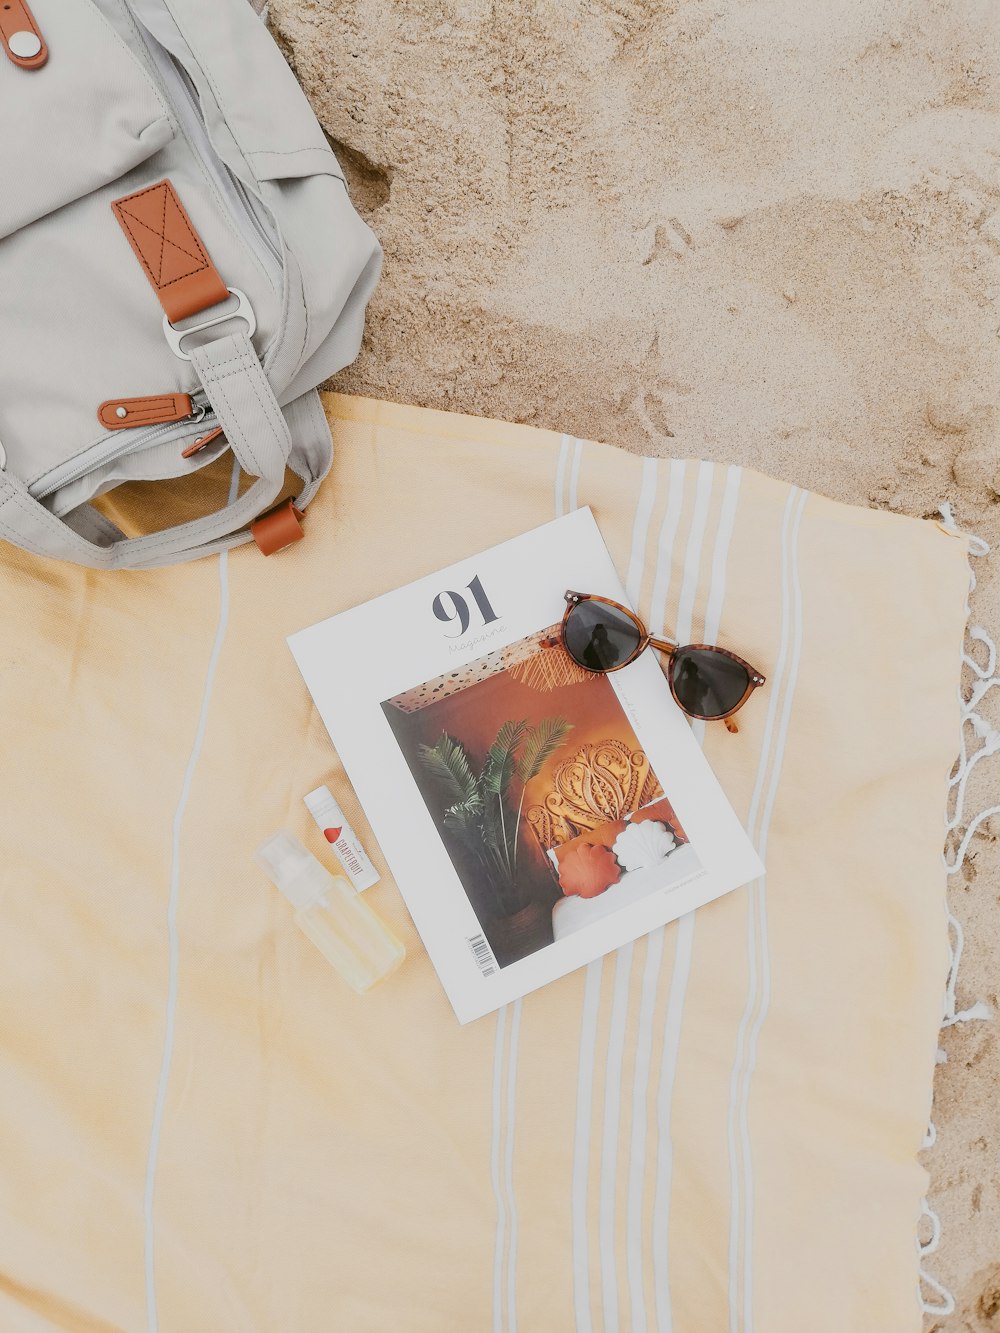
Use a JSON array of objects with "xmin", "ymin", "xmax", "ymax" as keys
[{"xmin": 288, "ymin": 507, "xmax": 763, "ymax": 1023}]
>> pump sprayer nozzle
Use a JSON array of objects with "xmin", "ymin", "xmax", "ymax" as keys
[{"xmin": 255, "ymin": 831, "xmax": 326, "ymax": 910}]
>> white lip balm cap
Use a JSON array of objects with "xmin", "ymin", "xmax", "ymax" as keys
[
  {"xmin": 254, "ymin": 831, "xmax": 329, "ymax": 910},
  {"xmin": 303, "ymin": 784, "xmax": 380, "ymax": 891}
]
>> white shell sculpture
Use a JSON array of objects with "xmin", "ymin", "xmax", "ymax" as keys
[{"xmin": 612, "ymin": 819, "xmax": 676, "ymax": 872}]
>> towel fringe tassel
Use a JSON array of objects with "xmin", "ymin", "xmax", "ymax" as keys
[{"xmin": 918, "ymin": 505, "xmax": 997, "ymax": 1318}]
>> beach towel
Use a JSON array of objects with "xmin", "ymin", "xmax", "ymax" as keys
[{"xmin": 0, "ymin": 394, "xmax": 974, "ymax": 1332}]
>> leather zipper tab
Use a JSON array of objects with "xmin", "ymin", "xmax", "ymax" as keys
[
  {"xmin": 98, "ymin": 393, "xmax": 195, "ymax": 431},
  {"xmin": 181, "ymin": 426, "xmax": 225, "ymax": 459},
  {"xmin": 0, "ymin": 0, "xmax": 47, "ymax": 69}
]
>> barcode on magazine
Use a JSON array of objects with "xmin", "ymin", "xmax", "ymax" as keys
[{"xmin": 467, "ymin": 933, "xmax": 497, "ymax": 978}]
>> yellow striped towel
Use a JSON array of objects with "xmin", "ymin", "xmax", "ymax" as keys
[{"xmin": 0, "ymin": 394, "xmax": 973, "ymax": 1332}]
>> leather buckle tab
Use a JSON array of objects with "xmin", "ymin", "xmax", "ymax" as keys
[{"xmin": 112, "ymin": 180, "xmax": 230, "ymax": 325}]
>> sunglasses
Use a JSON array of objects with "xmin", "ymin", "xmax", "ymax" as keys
[{"xmin": 560, "ymin": 591, "xmax": 766, "ymax": 733}]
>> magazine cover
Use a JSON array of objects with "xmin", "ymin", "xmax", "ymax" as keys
[{"xmin": 289, "ymin": 508, "xmax": 763, "ymax": 1023}]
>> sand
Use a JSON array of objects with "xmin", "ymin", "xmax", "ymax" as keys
[{"xmin": 270, "ymin": 1, "xmax": 999, "ymax": 1323}]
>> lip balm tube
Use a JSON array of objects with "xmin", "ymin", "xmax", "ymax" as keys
[
  {"xmin": 255, "ymin": 830, "xmax": 404, "ymax": 993},
  {"xmin": 304, "ymin": 785, "xmax": 380, "ymax": 892}
]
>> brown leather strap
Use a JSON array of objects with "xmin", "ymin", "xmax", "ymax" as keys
[
  {"xmin": 112, "ymin": 181, "xmax": 229, "ymax": 324},
  {"xmin": 0, "ymin": 0, "xmax": 47, "ymax": 69},
  {"xmin": 180, "ymin": 426, "xmax": 225, "ymax": 459},
  {"xmin": 251, "ymin": 500, "xmax": 305, "ymax": 556},
  {"xmin": 98, "ymin": 394, "xmax": 194, "ymax": 431}
]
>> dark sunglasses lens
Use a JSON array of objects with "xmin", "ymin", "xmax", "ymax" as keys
[
  {"xmin": 564, "ymin": 600, "xmax": 643, "ymax": 671},
  {"xmin": 671, "ymin": 647, "xmax": 750, "ymax": 718}
]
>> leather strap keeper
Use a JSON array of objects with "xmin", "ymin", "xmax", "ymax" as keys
[
  {"xmin": 251, "ymin": 499, "xmax": 305, "ymax": 556},
  {"xmin": 0, "ymin": 0, "xmax": 47, "ymax": 70},
  {"xmin": 112, "ymin": 181, "xmax": 230, "ymax": 324}
]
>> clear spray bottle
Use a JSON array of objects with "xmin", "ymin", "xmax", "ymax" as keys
[{"xmin": 255, "ymin": 831, "xmax": 405, "ymax": 993}]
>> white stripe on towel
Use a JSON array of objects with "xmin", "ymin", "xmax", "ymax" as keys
[
  {"xmin": 648, "ymin": 461, "xmax": 688, "ymax": 646},
  {"xmin": 496, "ymin": 433, "xmax": 579, "ymax": 1331},
  {"xmin": 491, "ymin": 997, "xmax": 524, "ymax": 1333},
  {"xmin": 577, "ymin": 450, "xmax": 661, "ymax": 1331},
  {"xmin": 647, "ymin": 466, "xmax": 741, "ymax": 1333},
  {"xmin": 504, "ymin": 998, "xmax": 523, "ymax": 1333},
  {"xmin": 623, "ymin": 458, "xmax": 686, "ymax": 1333},
  {"xmin": 572, "ymin": 957, "xmax": 606, "ymax": 1332},
  {"xmin": 625, "ymin": 458, "xmax": 659, "ymax": 606},
  {"xmin": 692, "ymin": 466, "xmax": 744, "ymax": 745},
  {"xmin": 650, "ymin": 911, "xmax": 694, "ymax": 1333},
  {"xmin": 489, "ymin": 1001, "xmax": 523, "ymax": 1333},
  {"xmin": 491, "ymin": 1004, "xmax": 510, "ymax": 1333},
  {"xmin": 726, "ymin": 489, "xmax": 797, "ymax": 1333},
  {"xmin": 555, "ymin": 435, "xmax": 572, "ymax": 517},
  {"xmin": 597, "ymin": 458, "xmax": 659, "ymax": 1332},
  {"xmin": 598, "ymin": 941, "xmax": 634, "ymax": 1333},
  {"xmin": 624, "ymin": 928, "xmax": 666, "ymax": 1333},
  {"xmin": 725, "ymin": 487, "xmax": 807, "ymax": 1333},
  {"xmin": 568, "ymin": 438, "xmax": 583, "ymax": 512},
  {"xmin": 673, "ymin": 461, "xmax": 716, "ymax": 645},
  {"xmin": 739, "ymin": 489, "xmax": 807, "ymax": 1331},
  {"xmin": 651, "ymin": 459, "xmax": 716, "ymax": 1333},
  {"xmin": 143, "ymin": 461, "xmax": 240, "ymax": 1333}
]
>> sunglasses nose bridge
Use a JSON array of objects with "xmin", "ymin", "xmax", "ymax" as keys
[{"xmin": 647, "ymin": 633, "xmax": 677, "ymax": 653}]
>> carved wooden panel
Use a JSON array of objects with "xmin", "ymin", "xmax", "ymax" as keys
[{"xmin": 525, "ymin": 739, "xmax": 663, "ymax": 850}]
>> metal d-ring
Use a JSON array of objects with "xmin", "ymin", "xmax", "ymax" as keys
[{"xmin": 162, "ymin": 287, "xmax": 257, "ymax": 362}]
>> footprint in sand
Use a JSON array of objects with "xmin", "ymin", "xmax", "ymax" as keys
[{"xmin": 973, "ymin": 1263, "xmax": 1000, "ymax": 1329}]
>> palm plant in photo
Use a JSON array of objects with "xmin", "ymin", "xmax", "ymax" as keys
[{"xmin": 419, "ymin": 717, "xmax": 573, "ymax": 917}]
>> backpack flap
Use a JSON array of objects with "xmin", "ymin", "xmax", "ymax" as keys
[{"xmin": 0, "ymin": 3, "xmax": 174, "ymax": 239}]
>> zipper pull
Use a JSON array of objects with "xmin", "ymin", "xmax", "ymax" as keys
[
  {"xmin": 181, "ymin": 426, "xmax": 225, "ymax": 459},
  {"xmin": 98, "ymin": 393, "xmax": 197, "ymax": 431}
]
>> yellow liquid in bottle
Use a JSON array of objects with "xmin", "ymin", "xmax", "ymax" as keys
[{"xmin": 295, "ymin": 877, "xmax": 405, "ymax": 993}]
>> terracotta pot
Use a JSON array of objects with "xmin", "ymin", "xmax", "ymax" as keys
[{"xmin": 489, "ymin": 898, "xmax": 554, "ymax": 968}]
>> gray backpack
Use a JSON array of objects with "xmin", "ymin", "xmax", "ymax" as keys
[{"xmin": 0, "ymin": 0, "xmax": 381, "ymax": 568}]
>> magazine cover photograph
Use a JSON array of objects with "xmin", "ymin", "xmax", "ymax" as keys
[{"xmin": 382, "ymin": 627, "xmax": 703, "ymax": 969}]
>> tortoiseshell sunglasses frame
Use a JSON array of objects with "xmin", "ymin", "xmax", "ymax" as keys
[{"xmin": 559, "ymin": 591, "xmax": 766, "ymax": 733}]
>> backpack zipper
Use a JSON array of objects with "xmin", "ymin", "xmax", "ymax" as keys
[
  {"xmin": 30, "ymin": 396, "xmax": 215, "ymax": 502},
  {"xmin": 125, "ymin": 2, "xmax": 284, "ymax": 291},
  {"xmin": 98, "ymin": 392, "xmax": 197, "ymax": 431}
]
